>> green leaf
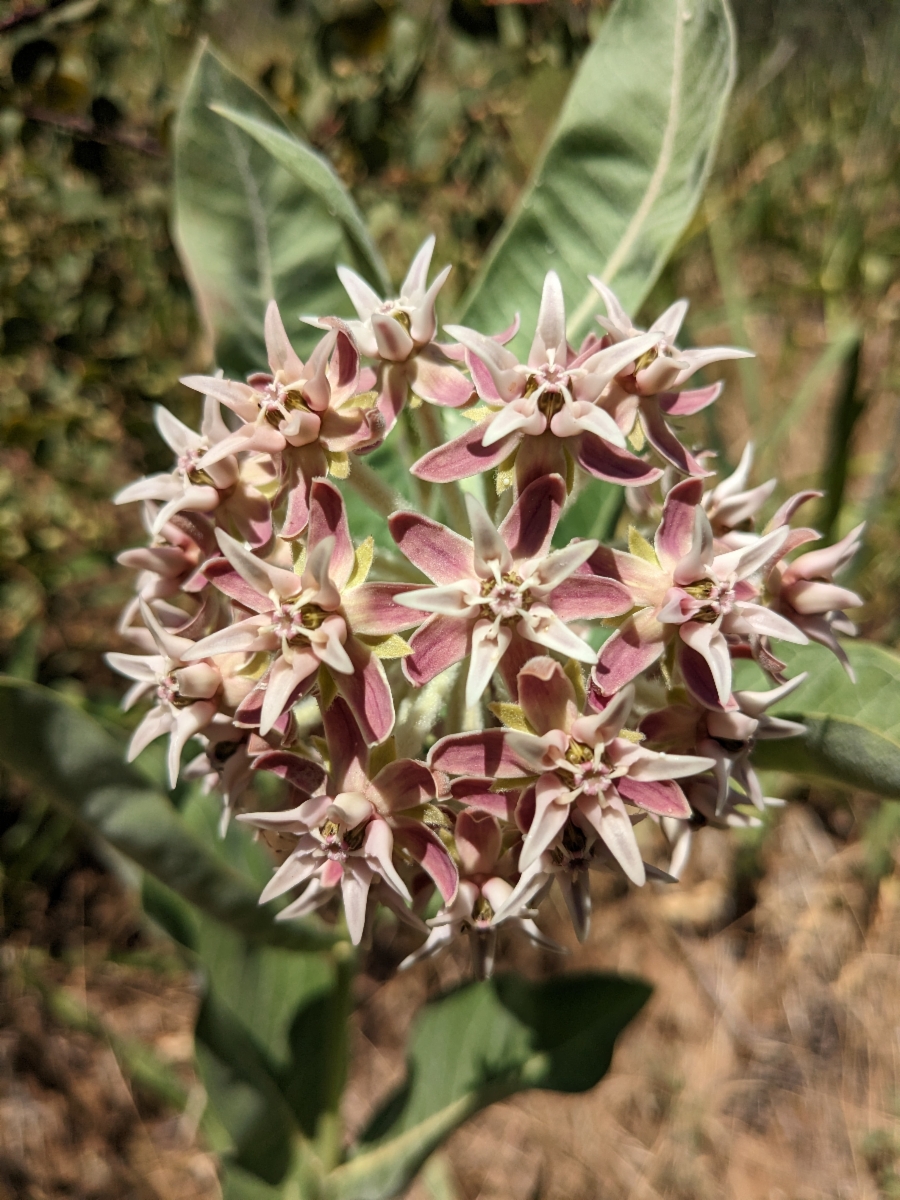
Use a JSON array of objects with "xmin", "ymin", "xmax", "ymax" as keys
[
  {"xmin": 458, "ymin": 0, "xmax": 736, "ymax": 351},
  {"xmin": 173, "ymin": 43, "xmax": 389, "ymax": 376},
  {"xmin": 740, "ymin": 641, "xmax": 900, "ymax": 797},
  {"xmin": 0, "ymin": 677, "xmax": 335, "ymax": 952},
  {"xmin": 327, "ymin": 972, "xmax": 650, "ymax": 1200}
]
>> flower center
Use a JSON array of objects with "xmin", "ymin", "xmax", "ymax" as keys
[
  {"xmin": 156, "ymin": 674, "xmax": 193, "ymax": 709},
  {"xmin": 260, "ymin": 380, "xmax": 308, "ymax": 427},
  {"xmin": 480, "ymin": 573, "xmax": 529, "ymax": 622},
  {"xmin": 683, "ymin": 578, "xmax": 735, "ymax": 622},
  {"xmin": 319, "ymin": 818, "xmax": 366, "ymax": 855},
  {"xmin": 271, "ymin": 601, "xmax": 329, "ymax": 645},
  {"xmin": 176, "ymin": 445, "xmax": 215, "ymax": 486}
]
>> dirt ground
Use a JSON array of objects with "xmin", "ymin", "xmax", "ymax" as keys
[{"xmin": 3, "ymin": 788, "xmax": 900, "ymax": 1200}]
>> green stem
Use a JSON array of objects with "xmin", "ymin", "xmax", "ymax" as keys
[
  {"xmin": 316, "ymin": 942, "xmax": 356, "ymax": 1173},
  {"xmin": 347, "ymin": 458, "xmax": 404, "ymax": 517}
]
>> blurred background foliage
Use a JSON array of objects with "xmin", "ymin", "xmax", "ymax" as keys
[{"xmin": 3, "ymin": 2, "xmax": 900, "ymax": 1193}]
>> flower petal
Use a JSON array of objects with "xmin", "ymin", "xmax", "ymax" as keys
[
  {"xmin": 264, "ymin": 300, "xmax": 306, "ymax": 379},
  {"xmin": 617, "ymin": 776, "xmax": 692, "ymax": 818},
  {"xmin": 388, "ymin": 511, "xmax": 475, "ymax": 584},
  {"xmin": 343, "ymin": 583, "xmax": 429, "ymax": 634},
  {"xmin": 392, "ymin": 817, "xmax": 458, "ymax": 902},
  {"xmin": 337, "ymin": 265, "xmax": 381, "ymax": 321},
  {"xmin": 333, "ymin": 636, "xmax": 395, "ymax": 745},
  {"xmin": 403, "ymin": 614, "xmax": 471, "ymax": 687},
  {"xmin": 499, "ymin": 473, "xmax": 565, "ymax": 563},
  {"xmin": 308, "ymin": 479, "xmax": 354, "ymax": 591},
  {"xmin": 575, "ymin": 433, "xmax": 663, "ymax": 486},
  {"xmin": 528, "ymin": 271, "xmax": 567, "ymax": 368},
  {"xmin": 517, "ymin": 656, "xmax": 576, "ymax": 736},
  {"xmin": 548, "ymin": 572, "xmax": 633, "ymax": 620},
  {"xmin": 678, "ymin": 621, "xmax": 732, "ymax": 704},
  {"xmin": 216, "ymin": 528, "xmax": 303, "ymax": 601},
  {"xmin": 466, "ymin": 620, "xmax": 512, "ymax": 707},
  {"xmin": 578, "ymin": 794, "xmax": 645, "ymax": 885},
  {"xmin": 655, "ymin": 477, "xmax": 705, "ymax": 571},
  {"xmin": 410, "ymin": 346, "xmax": 474, "ymax": 407},
  {"xmin": 593, "ymin": 608, "xmax": 666, "ymax": 695},
  {"xmin": 429, "ymin": 729, "xmax": 527, "ymax": 777},
  {"xmin": 411, "ymin": 421, "xmax": 521, "ymax": 484}
]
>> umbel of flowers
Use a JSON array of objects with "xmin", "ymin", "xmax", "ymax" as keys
[{"xmin": 108, "ymin": 239, "xmax": 864, "ymax": 973}]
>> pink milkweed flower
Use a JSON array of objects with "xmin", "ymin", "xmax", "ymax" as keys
[
  {"xmin": 639, "ymin": 673, "xmax": 807, "ymax": 816},
  {"xmin": 114, "ymin": 398, "xmax": 272, "ymax": 548},
  {"xmin": 702, "ymin": 443, "xmax": 777, "ymax": 547},
  {"xmin": 412, "ymin": 271, "xmax": 664, "ymax": 493},
  {"xmin": 105, "ymin": 599, "xmax": 224, "ymax": 788},
  {"xmin": 766, "ymin": 522, "xmax": 865, "ymax": 680},
  {"xmin": 183, "ymin": 717, "xmax": 259, "ymax": 836},
  {"xmin": 181, "ymin": 302, "xmax": 382, "ymax": 537},
  {"xmin": 591, "ymin": 478, "xmax": 807, "ymax": 707},
  {"xmin": 237, "ymin": 699, "xmax": 457, "ymax": 944},
  {"xmin": 182, "ymin": 480, "xmax": 426, "ymax": 743},
  {"xmin": 589, "ymin": 276, "xmax": 754, "ymax": 396},
  {"xmin": 430, "ymin": 657, "xmax": 715, "ymax": 886},
  {"xmin": 389, "ymin": 473, "xmax": 632, "ymax": 707},
  {"xmin": 399, "ymin": 808, "xmax": 562, "ymax": 978},
  {"xmin": 336, "ymin": 235, "xmax": 473, "ymax": 433}
]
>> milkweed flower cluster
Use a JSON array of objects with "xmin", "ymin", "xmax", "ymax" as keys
[{"xmin": 107, "ymin": 238, "xmax": 865, "ymax": 973}]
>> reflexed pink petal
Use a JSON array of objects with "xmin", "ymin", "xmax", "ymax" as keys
[
  {"xmin": 232, "ymin": 485, "xmax": 275, "ymax": 549},
  {"xmin": 371, "ymin": 313, "xmax": 415, "ymax": 362},
  {"xmin": 655, "ymin": 477, "xmax": 704, "ymax": 570},
  {"xmin": 784, "ymin": 522, "xmax": 864, "ymax": 581},
  {"xmin": 492, "ymin": 628, "xmax": 535, "ymax": 702},
  {"xmin": 203, "ymin": 556, "xmax": 272, "ymax": 612},
  {"xmin": 449, "ymin": 778, "xmax": 519, "ymax": 819},
  {"xmin": 577, "ymin": 794, "xmax": 645, "ymax": 885},
  {"xmin": 548, "ymin": 572, "xmax": 632, "ymax": 620},
  {"xmin": 403, "ymin": 613, "xmax": 471, "ymax": 687},
  {"xmin": 333, "ymin": 636, "xmax": 395, "ymax": 745},
  {"xmin": 517, "ymin": 656, "xmax": 576, "ymax": 736},
  {"xmin": 514, "ymin": 431, "xmax": 568, "ymax": 493},
  {"xmin": 676, "ymin": 642, "xmax": 724, "ymax": 709},
  {"xmin": 392, "ymin": 817, "xmax": 458, "ymax": 902},
  {"xmin": 658, "ymin": 382, "xmax": 722, "ymax": 417},
  {"xmin": 587, "ymin": 546, "xmax": 664, "ymax": 607},
  {"xmin": 259, "ymin": 852, "xmax": 321, "ymax": 905},
  {"xmin": 322, "ymin": 696, "xmax": 369, "ymax": 793},
  {"xmin": 640, "ymin": 399, "xmax": 712, "ymax": 477},
  {"xmin": 341, "ymin": 863, "xmax": 374, "ymax": 944},
  {"xmin": 500, "ymin": 473, "xmax": 565, "ymax": 562},
  {"xmin": 593, "ymin": 609, "xmax": 666, "ymax": 695},
  {"xmin": 308, "ymin": 479, "xmax": 354, "ymax": 590},
  {"xmin": 679, "ymin": 621, "xmax": 731, "ymax": 704},
  {"xmin": 343, "ymin": 583, "xmax": 428, "ymax": 635},
  {"xmin": 765, "ymin": 488, "xmax": 821, "ymax": 533},
  {"xmin": 251, "ymin": 750, "xmax": 327, "ymax": 795},
  {"xmin": 575, "ymin": 433, "xmax": 663, "ymax": 487},
  {"xmin": 518, "ymin": 774, "xmax": 571, "ymax": 869},
  {"xmin": 280, "ymin": 481, "xmax": 311, "ymax": 541},
  {"xmin": 388, "ymin": 511, "xmax": 475, "ymax": 584},
  {"xmin": 371, "ymin": 758, "xmax": 435, "ymax": 812},
  {"xmin": 410, "ymin": 347, "xmax": 474, "ymax": 407},
  {"xmin": 411, "ymin": 421, "xmax": 521, "ymax": 483},
  {"xmin": 617, "ymin": 777, "xmax": 692, "ymax": 818},
  {"xmin": 467, "ymin": 350, "xmax": 502, "ymax": 401},
  {"xmin": 429, "ymin": 729, "xmax": 529, "ymax": 777},
  {"xmin": 376, "ymin": 361, "xmax": 409, "ymax": 435},
  {"xmin": 672, "ymin": 507, "xmax": 716, "ymax": 587},
  {"xmin": 401, "ymin": 233, "xmax": 435, "ymax": 299}
]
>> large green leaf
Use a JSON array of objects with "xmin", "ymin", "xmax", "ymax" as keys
[
  {"xmin": 327, "ymin": 973, "xmax": 650, "ymax": 1200},
  {"xmin": 741, "ymin": 640, "xmax": 900, "ymax": 797},
  {"xmin": 173, "ymin": 44, "xmax": 389, "ymax": 376},
  {"xmin": 458, "ymin": 0, "xmax": 736, "ymax": 351},
  {"xmin": 0, "ymin": 677, "xmax": 335, "ymax": 951}
]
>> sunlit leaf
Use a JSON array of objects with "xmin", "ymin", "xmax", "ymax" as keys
[
  {"xmin": 458, "ymin": 0, "xmax": 736, "ymax": 351},
  {"xmin": 0, "ymin": 677, "xmax": 336, "ymax": 952},
  {"xmin": 173, "ymin": 44, "xmax": 388, "ymax": 375},
  {"xmin": 740, "ymin": 641, "xmax": 900, "ymax": 797},
  {"xmin": 327, "ymin": 972, "xmax": 650, "ymax": 1200}
]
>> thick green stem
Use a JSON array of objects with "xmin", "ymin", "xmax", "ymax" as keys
[
  {"xmin": 347, "ymin": 458, "xmax": 404, "ymax": 516},
  {"xmin": 316, "ymin": 942, "xmax": 356, "ymax": 1173}
]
